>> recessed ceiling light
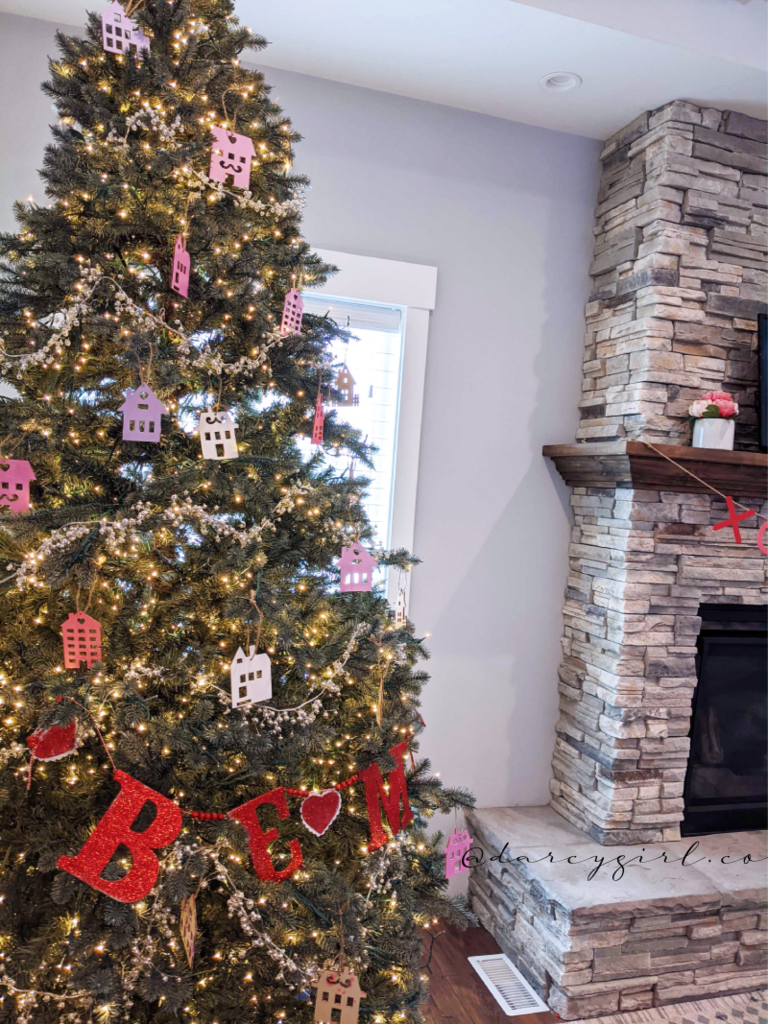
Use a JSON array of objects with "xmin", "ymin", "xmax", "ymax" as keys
[{"xmin": 540, "ymin": 71, "xmax": 582, "ymax": 92}]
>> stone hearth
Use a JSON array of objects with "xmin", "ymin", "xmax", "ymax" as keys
[
  {"xmin": 467, "ymin": 97, "xmax": 767, "ymax": 1018},
  {"xmin": 468, "ymin": 806, "xmax": 768, "ymax": 1020}
]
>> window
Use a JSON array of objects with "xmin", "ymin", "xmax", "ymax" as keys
[
  {"xmin": 301, "ymin": 293, "xmax": 404, "ymax": 548},
  {"xmin": 304, "ymin": 249, "xmax": 437, "ymax": 606}
]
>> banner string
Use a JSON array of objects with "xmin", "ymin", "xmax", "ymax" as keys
[{"xmin": 641, "ymin": 441, "xmax": 767, "ymax": 522}]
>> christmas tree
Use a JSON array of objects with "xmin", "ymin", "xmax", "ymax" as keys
[{"xmin": 0, "ymin": 3, "xmax": 473, "ymax": 1022}]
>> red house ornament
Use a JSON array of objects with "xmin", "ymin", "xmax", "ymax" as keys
[
  {"xmin": 311, "ymin": 392, "xmax": 325, "ymax": 445},
  {"xmin": 171, "ymin": 234, "xmax": 190, "ymax": 297},
  {"xmin": 280, "ymin": 288, "xmax": 304, "ymax": 337},
  {"xmin": 61, "ymin": 612, "xmax": 103, "ymax": 669},
  {"xmin": 119, "ymin": 385, "xmax": 167, "ymax": 443},
  {"xmin": 57, "ymin": 771, "xmax": 182, "ymax": 903},
  {"xmin": 337, "ymin": 543, "xmax": 378, "ymax": 592},
  {"xmin": 209, "ymin": 127, "xmax": 256, "ymax": 189},
  {"xmin": 0, "ymin": 458, "xmax": 35, "ymax": 513}
]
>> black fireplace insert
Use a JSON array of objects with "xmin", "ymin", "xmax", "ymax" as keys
[{"xmin": 682, "ymin": 603, "xmax": 768, "ymax": 836}]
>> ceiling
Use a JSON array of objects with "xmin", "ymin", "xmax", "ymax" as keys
[{"xmin": 2, "ymin": 0, "xmax": 766, "ymax": 139}]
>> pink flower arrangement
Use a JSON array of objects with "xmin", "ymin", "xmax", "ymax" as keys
[{"xmin": 688, "ymin": 390, "xmax": 739, "ymax": 419}]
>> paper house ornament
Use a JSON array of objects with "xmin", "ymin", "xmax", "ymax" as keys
[
  {"xmin": 444, "ymin": 828, "xmax": 473, "ymax": 879},
  {"xmin": 280, "ymin": 288, "xmax": 304, "ymax": 337},
  {"xmin": 179, "ymin": 895, "xmax": 197, "ymax": 969},
  {"xmin": 119, "ymin": 386, "xmax": 167, "ymax": 443},
  {"xmin": 230, "ymin": 645, "xmax": 272, "ymax": 707},
  {"xmin": 337, "ymin": 544, "xmax": 378, "ymax": 592},
  {"xmin": 0, "ymin": 459, "xmax": 36, "ymax": 514},
  {"xmin": 171, "ymin": 234, "xmax": 190, "ymax": 297},
  {"xmin": 199, "ymin": 410, "xmax": 238, "ymax": 460},
  {"xmin": 394, "ymin": 587, "xmax": 407, "ymax": 627},
  {"xmin": 209, "ymin": 127, "xmax": 256, "ymax": 189},
  {"xmin": 313, "ymin": 967, "xmax": 366, "ymax": 1024},
  {"xmin": 311, "ymin": 393, "xmax": 325, "ymax": 445},
  {"xmin": 100, "ymin": 2, "xmax": 150, "ymax": 55},
  {"xmin": 335, "ymin": 365, "xmax": 358, "ymax": 407},
  {"xmin": 61, "ymin": 612, "xmax": 103, "ymax": 670}
]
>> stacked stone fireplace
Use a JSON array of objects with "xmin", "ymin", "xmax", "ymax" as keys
[{"xmin": 468, "ymin": 99, "xmax": 767, "ymax": 1018}]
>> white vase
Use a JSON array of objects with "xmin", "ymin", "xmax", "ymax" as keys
[{"xmin": 692, "ymin": 417, "xmax": 735, "ymax": 450}]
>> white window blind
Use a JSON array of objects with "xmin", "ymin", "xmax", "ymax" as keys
[{"xmin": 301, "ymin": 292, "xmax": 402, "ymax": 334}]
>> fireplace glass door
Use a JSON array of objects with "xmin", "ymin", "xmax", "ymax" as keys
[{"xmin": 682, "ymin": 604, "xmax": 768, "ymax": 836}]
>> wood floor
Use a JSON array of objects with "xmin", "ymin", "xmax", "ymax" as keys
[{"xmin": 421, "ymin": 922, "xmax": 559, "ymax": 1024}]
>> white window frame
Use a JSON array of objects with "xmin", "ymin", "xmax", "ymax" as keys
[{"xmin": 310, "ymin": 249, "xmax": 437, "ymax": 606}]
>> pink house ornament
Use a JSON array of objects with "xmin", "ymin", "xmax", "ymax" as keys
[
  {"xmin": 100, "ymin": 2, "xmax": 150, "ymax": 56},
  {"xmin": 61, "ymin": 612, "xmax": 103, "ymax": 670},
  {"xmin": 209, "ymin": 127, "xmax": 256, "ymax": 189},
  {"xmin": 171, "ymin": 234, "xmax": 190, "ymax": 297},
  {"xmin": 337, "ymin": 543, "xmax": 378, "ymax": 592},
  {"xmin": 0, "ymin": 459, "xmax": 36, "ymax": 513},
  {"xmin": 444, "ymin": 828, "xmax": 473, "ymax": 879},
  {"xmin": 119, "ymin": 386, "xmax": 167, "ymax": 443},
  {"xmin": 311, "ymin": 393, "xmax": 325, "ymax": 445},
  {"xmin": 280, "ymin": 288, "xmax": 304, "ymax": 336}
]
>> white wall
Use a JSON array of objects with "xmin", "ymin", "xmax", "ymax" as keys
[{"xmin": 0, "ymin": 12, "xmax": 601, "ymax": 811}]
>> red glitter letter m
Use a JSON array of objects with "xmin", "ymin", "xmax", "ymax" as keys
[{"xmin": 361, "ymin": 741, "xmax": 414, "ymax": 853}]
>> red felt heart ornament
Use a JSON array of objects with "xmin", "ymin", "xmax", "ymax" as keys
[
  {"xmin": 27, "ymin": 719, "xmax": 77, "ymax": 762},
  {"xmin": 300, "ymin": 789, "xmax": 341, "ymax": 837}
]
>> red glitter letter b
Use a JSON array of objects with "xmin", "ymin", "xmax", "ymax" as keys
[{"xmin": 57, "ymin": 771, "xmax": 182, "ymax": 903}]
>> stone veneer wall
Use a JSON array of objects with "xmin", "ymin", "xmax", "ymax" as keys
[
  {"xmin": 549, "ymin": 488, "xmax": 768, "ymax": 845},
  {"xmin": 549, "ymin": 100, "xmax": 768, "ymax": 845},
  {"xmin": 580, "ymin": 100, "xmax": 766, "ymax": 448},
  {"xmin": 468, "ymin": 817, "xmax": 768, "ymax": 1020}
]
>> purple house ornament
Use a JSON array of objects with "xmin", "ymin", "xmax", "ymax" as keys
[
  {"xmin": 100, "ymin": 1, "xmax": 150, "ymax": 56},
  {"xmin": 209, "ymin": 127, "xmax": 256, "ymax": 189},
  {"xmin": 337, "ymin": 543, "xmax": 378, "ymax": 592},
  {"xmin": 119, "ymin": 386, "xmax": 167, "ymax": 443},
  {"xmin": 280, "ymin": 288, "xmax": 304, "ymax": 337},
  {"xmin": 171, "ymin": 234, "xmax": 190, "ymax": 297},
  {"xmin": 444, "ymin": 828, "xmax": 473, "ymax": 879}
]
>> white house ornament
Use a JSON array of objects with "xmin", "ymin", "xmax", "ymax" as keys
[
  {"xmin": 313, "ymin": 967, "xmax": 366, "ymax": 1024},
  {"xmin": 199, "ymin": 410, "xmax": 238, "ymax": 460},
  {"xmin": 394, "ymin": 587, "xmax": 407, "ymax": 626},
  {"xmin": 337, "ymin": 544, "xmax": 378, "ymax": 592},
  {"xmin": 119, "ymin": 385, "xmax": 167, "ymax": 443},
  {"xmin": 209, "ymin": 127, "xmax": 256, "ymax": 189},
  {"xmin": 100, "ymin": 1, "xmax": 150, "ymax": 56},
  {"xmin": 335, "ymin": 365, "xmax": 358, "ymax": 406},
  {"xmin": 230, "ymin": 645, "xmax": 272, "ymax": 707}
]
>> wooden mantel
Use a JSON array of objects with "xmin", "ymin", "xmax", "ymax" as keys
[{"xmin": 543, "ymin": 440, "xmax": 767, "ymax": 498}]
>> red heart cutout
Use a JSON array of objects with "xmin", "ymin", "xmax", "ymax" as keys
[
  {"xmin": 27, "ymin": 720, "xmax": 77, "ymax": 762},
  {"xmin": 300, "ymin": 789, "xmax": 341, "ymax": 837}
]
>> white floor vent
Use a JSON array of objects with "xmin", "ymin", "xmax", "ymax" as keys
[{"xmin": 468, "ymin": 953, "xmax": 550, "ymax": 1016}]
